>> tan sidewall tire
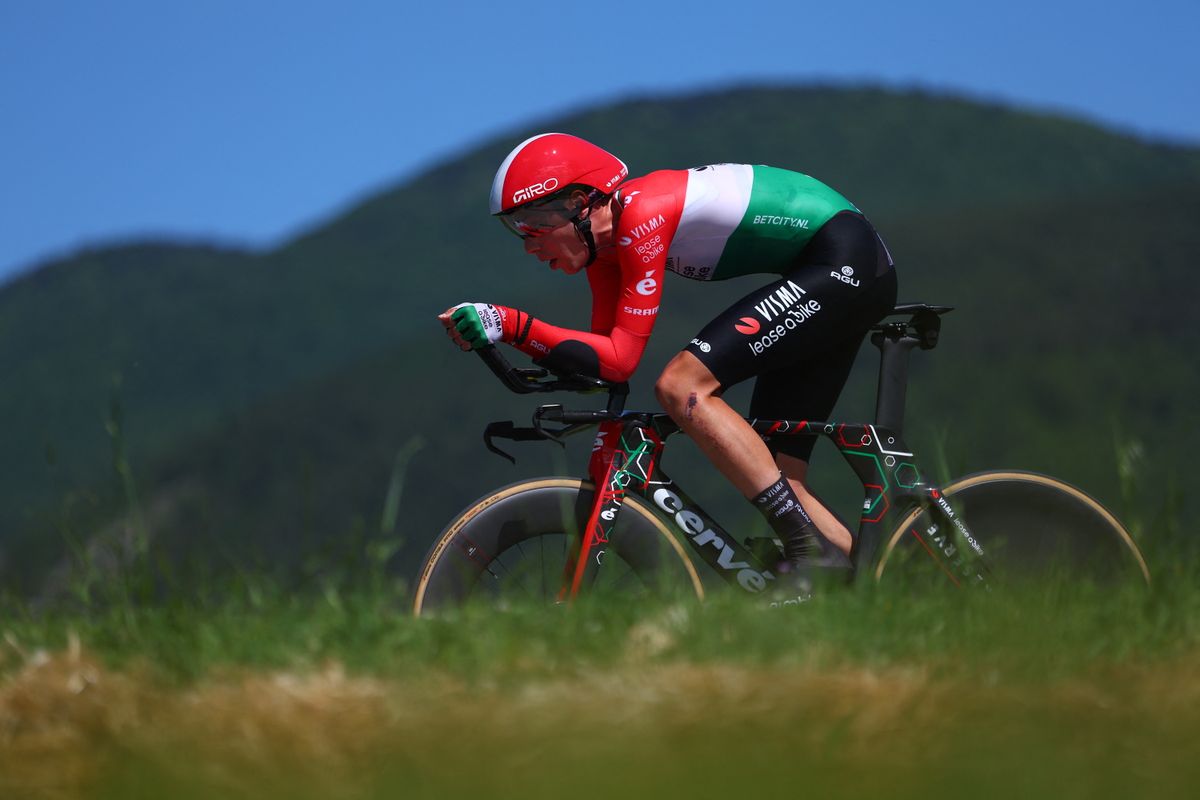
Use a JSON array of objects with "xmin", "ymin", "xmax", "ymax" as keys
[
  {"xmin": 412, "ymin": 478, "xmax": 704, "ymax": 615},
  {"xmin": 874, "ymin": 471, "xmax": 1150, "ymax": 584}
]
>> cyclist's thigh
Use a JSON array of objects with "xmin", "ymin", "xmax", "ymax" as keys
[
  {"xmin": 681, "ymin": 212, "xmax": 897, "ymax": 461},
  {"xmin": 683, "ymin": 256, "xmax": 895, "ymax": 390},
  {"xmin": 749, "ymin": 267, "xmax": 898, "ymax": 461},
  {"xmin": 748, "ymin": 333, "xmax": 865, "ymax": 462}
]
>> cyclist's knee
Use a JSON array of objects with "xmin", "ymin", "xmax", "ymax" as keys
[{"xmin": 655, "ymin": 352, "xmax": 720, "ymax": 417}]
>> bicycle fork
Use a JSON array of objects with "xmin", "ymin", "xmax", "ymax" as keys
[
  {"xmin": 911, "ymin": 486, "xmax": 992, "ymax": 587},
  {"xmin": 556, "ymin": 420, "xmax": 662, "ymax": 601}
]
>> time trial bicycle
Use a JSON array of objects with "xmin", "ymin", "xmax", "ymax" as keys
[{"xmin": 413, "ymin": 303, "xmax": 1149, "ymax": 614}]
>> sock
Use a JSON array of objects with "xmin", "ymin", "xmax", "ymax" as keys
[{"xmin": 750, "ymin": 474, "xmax": 822, "ymax": 561}]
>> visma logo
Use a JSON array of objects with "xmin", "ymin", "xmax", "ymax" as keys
[
  {"xmin": 754, "ymin": 280, "xmax": 808, "ymax": 321},
  {"xmin": 734, "ymin": 317, "xmax": 761, "ymax": 335},
  {"xmin": 625, "ymin": 214, "xmax": 666, "ymax": 244}
]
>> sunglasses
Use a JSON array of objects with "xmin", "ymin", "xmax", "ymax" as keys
[{"xmin": 496, "ymin": 187, "xmax": 603, "ymax": 239}]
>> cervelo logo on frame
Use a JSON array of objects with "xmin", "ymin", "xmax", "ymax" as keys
[
  {"xmin": 652, "ymin": 487, "xmax": 773, "ymax": 592},
  {"xmin": 512, "ymin": 177, "xmax": 560, "ymax": 205}
]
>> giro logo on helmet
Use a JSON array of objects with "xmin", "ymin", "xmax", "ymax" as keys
[
  {"xmin": 490, "ymin": 133, "xmax": 627, "ymax": 216},
  {"xmin": 512, "ymin": 178, "xmax": 560, "ymax": 206}
]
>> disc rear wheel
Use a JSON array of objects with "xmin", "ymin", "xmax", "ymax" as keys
[{"xmin": 876, "ymin": 471, "xmax": 1149, "ymax": 586}]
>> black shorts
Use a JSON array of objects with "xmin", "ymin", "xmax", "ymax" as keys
[{"xmin": 683, "ymin": 211, "xmax": 898, "ymax": 462}]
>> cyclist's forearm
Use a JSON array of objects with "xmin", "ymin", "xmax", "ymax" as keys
[{"xmin": 508, "ymin": 315, "xmax": 648, "ymax": 382}]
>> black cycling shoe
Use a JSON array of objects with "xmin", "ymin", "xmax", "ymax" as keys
[
  {"xmin": 765, "ymin": 526, "xmax": 853, "ymax": 608},
  {"xmin": 784, "ymin": 524, "xmax": 852, "ymax": 568},
  {"xmin": 766, "ymin": 560, "xmax": 853, "ymax": 607}
]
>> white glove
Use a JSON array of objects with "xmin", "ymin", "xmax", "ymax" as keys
[{"xmin": 448, "ymin": 302, "xmax": 506, "ymax": 349}]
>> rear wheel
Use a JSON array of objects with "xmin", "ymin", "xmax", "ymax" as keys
[
  {"xmin": 875, "ymin": 471, "xmax": 1150, "ymax": 585},
  {"xmin": 413, "ymin": 478, "xmax": 704, "ymax": 616}
]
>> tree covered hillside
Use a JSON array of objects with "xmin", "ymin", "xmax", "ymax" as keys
[{"xmin": 2, "ymin": 85, "xmax": 1197, "ymax": 593}]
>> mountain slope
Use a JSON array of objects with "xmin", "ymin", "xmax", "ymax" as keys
[{"xmin": 3, "ymin": 85, "xmax": 1198, "ymax": 587}]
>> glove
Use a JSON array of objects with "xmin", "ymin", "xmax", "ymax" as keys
[{"xmin": 449, "ymin": 302, "xmax": 507, "ymax": 350}]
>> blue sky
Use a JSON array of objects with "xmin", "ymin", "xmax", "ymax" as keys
[{"xmin": 2, "ymin": 0, "xmax": 1197, "ymax": 284}]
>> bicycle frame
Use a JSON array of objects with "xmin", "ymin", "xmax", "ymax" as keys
[
  {"xmin": 555, "ymin": 410, "xmax": 990, "ymax": 601},
  {"xmin": 472, "ymin": 302, "xmax": 991, "ymax": 600}
]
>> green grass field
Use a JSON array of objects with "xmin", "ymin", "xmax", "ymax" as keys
[{"xmin": 1, "ymin": 541, "xmax": 1197, "ymax": 799}]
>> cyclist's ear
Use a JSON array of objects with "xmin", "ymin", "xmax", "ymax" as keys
[{"xmin": 568, "ymin": 188, "xmax": 591, "ymax": 216}]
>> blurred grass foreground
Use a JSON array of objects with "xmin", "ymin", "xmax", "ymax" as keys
[{"xmin": 1, "ymin": 550, "xmax": 1198, "ymax": 800}]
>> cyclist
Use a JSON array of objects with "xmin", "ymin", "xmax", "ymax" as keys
[{"xmin": 439, "ymin": 132, "xmax": 897, "ymax": 584}]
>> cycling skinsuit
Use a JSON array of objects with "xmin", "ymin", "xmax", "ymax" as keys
[{"xmin": 502, "ymin": 164, "xmax": 898, "ymax": 461}]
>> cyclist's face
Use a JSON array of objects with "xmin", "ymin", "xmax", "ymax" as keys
[{"xmin": 523, "ymin": 211, "xmax": 589, "ymax": 274}]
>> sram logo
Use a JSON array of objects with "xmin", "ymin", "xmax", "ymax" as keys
[
  {"xmin": 512, "ymin": 177, "xmax": 559, "ymax": 205},
  {"xmin": 652, "ymin": 488, "xmax": 773, "ymax": 592}
]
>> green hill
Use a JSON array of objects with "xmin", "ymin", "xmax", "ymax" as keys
[{"xmin": 2, "ymin": 85, "xmax": 1197, "ymax": 593}]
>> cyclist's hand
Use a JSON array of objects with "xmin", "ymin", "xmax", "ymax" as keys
[{"xmin": 439, "ymin": 302, "xmax": 506, "ymax": 351}]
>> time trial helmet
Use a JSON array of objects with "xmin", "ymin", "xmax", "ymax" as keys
[{"xmin": 490, "ymin": 133, "xmax": 627, "ymax": 239}]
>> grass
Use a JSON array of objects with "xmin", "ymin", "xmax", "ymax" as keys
[{"xmin": 1, "ymin": 540, "xmax": 1198, "ymax": 799}]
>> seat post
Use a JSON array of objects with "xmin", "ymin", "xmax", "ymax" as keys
[{"xmin": 872, "ymin": 328, "xmax": 920, "ymax": 436}]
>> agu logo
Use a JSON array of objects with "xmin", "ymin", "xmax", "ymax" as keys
[{"xmin": 734, "ymin": 317, "xmax": 761, "ymax": 335}]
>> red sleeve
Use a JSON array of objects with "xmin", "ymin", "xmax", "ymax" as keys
[{"xmin": 496, "ymin": 172, "xmax": 685, "ymax": 382}]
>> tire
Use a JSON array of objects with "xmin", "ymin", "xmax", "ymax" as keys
[
  {"xmin": 875, "ymin": 471, "xmax": 1150, "ymax": 586},
  {"xmin": 412, "ymin": 478, "xmax": 705, "ymax": 615}
]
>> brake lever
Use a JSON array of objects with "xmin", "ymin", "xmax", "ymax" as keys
[
  {"xmin": 532, "ymin": 405, "xmax": 567, "ymax": 446},
  {"xmin": 482, "ymin": 419, "xmax": 568, "ymax": 464},
  {"xmin": 483, "ymin": 421, "xmax": 518, "ymax": 464}
]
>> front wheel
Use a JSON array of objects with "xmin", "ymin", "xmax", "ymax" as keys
[
  {"xmin": 413, "ymin": 478, "xmax": 705, "ymax": 616},
  {"xmin": 875, "ymin": 471, "xmax": 1150, "ymax": 586}
]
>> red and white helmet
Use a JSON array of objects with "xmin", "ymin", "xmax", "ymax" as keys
[{"xmin": 490, "ymin": 132, "xmax": 628, "ymax": 223}]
